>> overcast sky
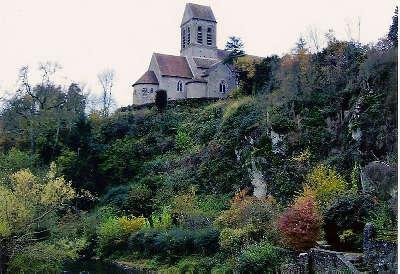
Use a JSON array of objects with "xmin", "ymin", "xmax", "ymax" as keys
[{"xmin": 0, "ymin": 0, "xmax": 396, "ymax": 107}]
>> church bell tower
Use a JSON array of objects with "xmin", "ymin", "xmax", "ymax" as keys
[{"xmin": 180, "ymin": 3, "xmax": 218, "ymax": 59}]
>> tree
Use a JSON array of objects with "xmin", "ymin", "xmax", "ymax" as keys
[
  {"xmin": 155, "ymin": 89, "xmax": 168, "ymax": 112},
  {"xmin": 388, "ymin": 6, "xmax": 398, "ymax": 47},
  {"xmin": 0, "ymin": 165, "xmax": 79, "ymax": 272},
  {"xmin": 0, "ymin": 66, "xmax": 86, "ymax": 158},
  {"xmin": 224, "ymin": 36, "xmax": 245, "ymax": 64},
  {"xmin": 97, "ymin": 69, "xmax": 115, "ymax": 117}
]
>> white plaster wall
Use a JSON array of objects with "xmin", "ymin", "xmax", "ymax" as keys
[
  {"xmin": 158, "ymin": 76, "xmax": 191, "ymax": 100},
  {"xmin": 186, "ymin": 82, "xmax": 207, "ymax": 98},
  {"xmin": 133, "ymin": 84, "xmax": 159, "ymax": 105}
]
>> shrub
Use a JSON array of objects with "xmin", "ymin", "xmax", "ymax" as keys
[
  {"xmin": 155, "ymin": 89, "xmax": 168, "ymax": 112},
  {"xmin": 125, "ymin": 183, "xmax": 153, "ymax": 216},
  {"xmin": 193, "ymin": 228, "xmax": 220, "ymax": 255},
  {"xmin": 127, "ymin": 227, "xmax": 220, "ymax": 260},
  {"xmin": 118, "ymin": 216, "xmax": 149, "ymax": 234},
  {"xmin": 323, "ymin": 194, "xmax": 374, "ymax": 250},
  {"xmin": 277, "ymin": 190, "xmax": 322, "ymax": 251},
  {"xmin": 238, "ymin": 240, "xmax": 281, "ymax": 273},
  {"xmin": 219, "ymin": 227, "xmax": 249, "ymax": 252},
  {"xmin": 151, "ymin": 207, "xmax": 173, "ymax": 230},
  {"xmin": 214, "ymin": 189, "xmax": 281, "ymax": 247},
  {"xmin": 305, "ymin": 164, "xmax": 346, "ymax": 209},
  {"xmin": 96, "ymin": 217, "xmax": 124, "ymax": 257},
  {"xmin": 367, "ymin": 202, "xmax": 397, "ymax": 242},
  {"xmin": 100, "ymin": 185, "xmax": 130, "ymax": 209},
  {"xmin": 97, "ymin": 215, "xmax": 148, "ymax": 257}
]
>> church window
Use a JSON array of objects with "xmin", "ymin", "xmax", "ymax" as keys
[
  {"xmin": 182, "ymin": 29, "xmax": 186, "ymax": 48},
  {"xmin": 177, "ymin": 81, "xmax": 183, "ymax": 92},
  {"xmin": 197, "ymin": 26, "xmax": 203, "ymax": 44},
  {"xmin": 207, "ymin": 27, "xmax": 212, "ymax": 45},
  {"xmin": 187, "ymin": 27, "xmax": 190, "ymax": 45},
  {"xmin": 219, "ymin": 80, "xmax": 226, "ymax": 93}
]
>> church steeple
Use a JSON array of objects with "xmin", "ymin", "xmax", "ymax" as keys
[{"xmin": 180, "ymin": 3, "xmax": 217, "ymax": 59}]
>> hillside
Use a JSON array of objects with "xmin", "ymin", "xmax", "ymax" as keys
[{"xmin": 0, "ymin": 14, "xmax": 398, "ymax": 273}]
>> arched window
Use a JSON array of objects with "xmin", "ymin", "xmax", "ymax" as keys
[
  {"xmin": 197, "ymin": 26, "xmax": 203, "ymax": 44},
  {"xmin": 207, "ymin": 27, "xmax": 212, "ymax": 46},
  {"xmin": 177, "ymin": 81, "xmax": 183, "ymax": 92},
  {"xmin": 219, "ymin": 80, "xmax": 226, "ymax": 93}
]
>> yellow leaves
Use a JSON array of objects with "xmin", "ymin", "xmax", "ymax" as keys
[
  {"xmin": 304, "ymin": 164, "xmax": 346, "ymax": 209},
  {"xmin": 234, "ymin": 56, "xmax": 257, "ymax": 78},
  {"xmin": 41, "ymin": 177, "xmax": 75, "ymax": 206},
  {"xmin": 0, "ymin": 185, "xmax": 31, "ymax": 236},
  {"xmin": 0, "ymin": 164, "xmax": 76, "ymax": 236},
  {"xmin": 291, "ymin": 148, "xmax": 311, "ymax": 163},
  {"xmin": 11, "ymin": 169, "xmax": 40, "ymax": 201},
  {"xmin": 118, "ymin": 216, "xmax": 148, "ymax": 234}
]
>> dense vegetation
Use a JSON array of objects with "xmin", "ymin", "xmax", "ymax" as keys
[{"xmin": 0, "ymin": 11, "xmax": 397, "ymax": 273}]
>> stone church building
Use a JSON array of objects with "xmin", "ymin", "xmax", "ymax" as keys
[{"xmin": 132, "ymin": 3, "xmax": 237, "ymax": 105}]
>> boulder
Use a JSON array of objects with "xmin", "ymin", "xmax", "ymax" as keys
[{"xmin": 360, "ymin": 161, "xmax": 397, "ymax": 201}]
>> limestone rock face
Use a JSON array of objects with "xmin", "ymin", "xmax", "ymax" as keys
[
  {"xmin": 249, "ymin": 158, "xmax": 267, "ymax": 198},
  {"xmin": 351, "ymin": 128, "xmax": 362, "ymax": 142},
  {"xmin": 271, "ymin": 130, "xmax": 286, "ymax": 154},
  {"xmin": 360, "ymin": 161, "xmax": 397, "ymax": 201}
]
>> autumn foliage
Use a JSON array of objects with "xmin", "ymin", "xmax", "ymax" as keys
[{"xmin": 277, "ymin": 190, "xmax": 322, "ymax": 251}]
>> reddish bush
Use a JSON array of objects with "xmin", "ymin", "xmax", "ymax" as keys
[{"xmin": 277, "ymin": 190, "xmax": 322, "ymax": 251}]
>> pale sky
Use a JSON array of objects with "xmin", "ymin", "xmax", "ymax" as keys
[{"xmin": 0, "ymin": 0, "xmax": 397, "ymax": 107}]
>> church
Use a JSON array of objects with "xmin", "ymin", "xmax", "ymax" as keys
[{"xmin": 132, "ymin": 3, "xmax": 238, "ymax": 105}]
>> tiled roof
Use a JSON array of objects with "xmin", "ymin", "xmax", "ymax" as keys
[
  {"xmin": 133, "ymin": 70, "xmax": 159, "ymax": 86},
  {"xmin": 193, "ymin": 57, "xmax": 220, "ymax": 69},
  {"xmin": 186, "ymin": 3, "xmax": 216, "ymax": 22},
  {"xmin": 154, "ymin": 53, "xmax": 193, "ymax": 78}
]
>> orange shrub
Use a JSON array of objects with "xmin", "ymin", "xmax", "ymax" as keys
[{"xmin": 277, "ymin": 190, "xmax": 322, "ymax": 251}]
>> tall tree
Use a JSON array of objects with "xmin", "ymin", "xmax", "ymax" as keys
[
  {"xmin": 97, "ymin": 69, "xmax": 115, "ymax": 117},
  {"xmin": 389, "ymin": 6, "xmax": 398, "ymax": 47},
  {"xmin": 223, "ymin": 36, "xmax": 245, "ymax": 64}
]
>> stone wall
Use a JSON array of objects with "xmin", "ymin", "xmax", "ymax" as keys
[
  {"xmin": 133, "ymin": 84, "xmax": 159, "ymax": 105},
  {"xmin": 280, "ymin": 248, "xmax": 357, "ymax": 273},
  {"xmin": 363, "ymin": 223, "xmax": 398, "ymax": 272},
  {"xmin": 205, "ymin": 63, "xmax": 236, "ymax": 98}
]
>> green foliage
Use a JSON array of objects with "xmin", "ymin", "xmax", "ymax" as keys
[
  {"xmin": 238, "ymin": 240, "xmax": 281, "ymax": 273},
  {"xmin": 367, "ymin": 202, "xmax": 397, "ymax": 242},
  {"xmin": 127, "ymin": 227, "xmax": 220, "ymax": 260},
  {"xmin": 97, "ymin": 216, "xmax": 125, "ymax": 257},
  {"xmin": 151, "ymin": 207, "xmax": 173, "ymax": 230},
  {"xmin": 126, "ymin": 183, "xmax": 153, "ymax": 216},
  {"xmin": 99, "ymin": 136, "xmax": 150, "ymax": 185},
  {"xmin": 175, "ymin": 125, "xmax": 195, "ymax": 151},
  {"xmin": 8, "ymin": 239, "xmax": 87, "ymax": 273},
  {"xmin": 0, "ymin": 148, "xmax": 39, "ymax": 182},
  {"xmin": 215, "ymin": 190, "xmax": 281, "ymax": 251},
  {"xmin": 97, "ymin": 215, "xmax": 148, "ymax": 257},
  {"xmin": 0, "ymin": 16, "xmax": 397, "ymax": 271}
]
